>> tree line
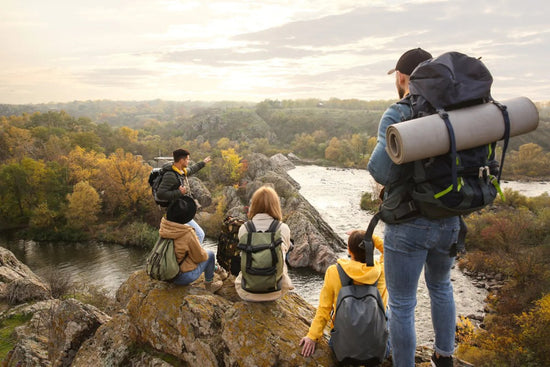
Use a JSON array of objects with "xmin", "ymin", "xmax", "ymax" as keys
[{"xmin": 1, "ymin": 99, "xmax": 549, "ymax": 240}]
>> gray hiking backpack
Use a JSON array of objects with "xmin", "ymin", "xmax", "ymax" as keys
[
  {"xmin": 145, "ymin": 237, "xmax": 184, "ymax": 281},
  {"xmin": 330, "ymin": 262, "xmax": 388, "ymax": 366},
  {"xmin": 236, "ymin": 220, "xmax": 284, "ymax": 293}
]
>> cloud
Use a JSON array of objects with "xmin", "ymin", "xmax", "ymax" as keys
[{"xmin": 1, "ymin": 0, "xmax": 549, "ymax": 103}]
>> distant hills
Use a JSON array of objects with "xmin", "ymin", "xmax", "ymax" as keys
[{"xmin": 1, "ymin": 98, "xmax": 548, "ymax": 152}]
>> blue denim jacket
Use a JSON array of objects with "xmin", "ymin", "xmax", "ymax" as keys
[{"xmin": 367, "ymin": 102, "xmax": 412, "ymax": 186}]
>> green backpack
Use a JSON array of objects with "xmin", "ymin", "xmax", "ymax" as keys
[
  {"xmin": 146, "ymin": 237, "xmax": 184, "ymax": 281},
  {"xmin": 237, "ymin": 220, "xmax": 284, "ymax": 293}
]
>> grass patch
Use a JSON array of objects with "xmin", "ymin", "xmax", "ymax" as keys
[{"xmin": 0, "ymin": 313, "xmax": 33, "ymax": 360}]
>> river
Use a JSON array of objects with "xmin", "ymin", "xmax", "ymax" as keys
[{"xmin": 1, "ymin": 165, "xmax": 548, "ymax": 345}]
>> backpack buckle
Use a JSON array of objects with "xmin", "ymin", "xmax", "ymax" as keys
[{"xmin": 479, "ymin": 166, "xmax": 490, "ymax": 183}]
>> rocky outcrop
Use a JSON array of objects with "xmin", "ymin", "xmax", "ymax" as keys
[
  {"xmin": 3, "ymin": 298, "xmax": 110, "ymax": 367},
  {"xmin": 190, "ymin": 175, "xmax": 213, "ymax": 208},
  {"xmin": 1, "ymin": 247, "xmax": 474, "ymax": 367},
  {"xmin": 0, "ymin": 246, "xmax": 50, "ymax": 305},
  {"xmin": 76, "ymin": 271, "xmax": 334, "ymax": 367},
  {"xmin": 222, "ymin": 153, "xmax": 346, "ymax": 273}
]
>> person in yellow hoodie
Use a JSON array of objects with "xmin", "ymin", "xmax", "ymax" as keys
[
  {"xmin": 159, "ymin": 197, "xmax": 227, "ymax": 293},
  {"xmin": 299, "ymin": 229, "xmax": 388, "ymax": 357}
]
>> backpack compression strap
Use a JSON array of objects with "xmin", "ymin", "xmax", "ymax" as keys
[
  {"xmin": 491, "ymin": 100, "xmax": 511, "ymax": 182},
  {"xmin": 359, "ymin": 214, "xmax": 378, "ymax": 267},
  {"xmin": 437, "ymin": 109, "xmax": 459, "ymax": 192}
]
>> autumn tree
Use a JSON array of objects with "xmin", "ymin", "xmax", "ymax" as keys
[
  {"xmin": 65, "ymin": 146, "xmax": 106, "ymax": 186},
  {"xmin": 66, "ymin": 181, "xmax": 101, "ymax": 229},
  {"xmin": 97, "ymin": 148, "xmax": 153, "ymax": 218},
  {"xmin": 221, "ymin": 148, "xmax": 244, "ymax": 184},
  {"xmin": 0, "ymin": 158, "xmax": 68, "ymax": 228}
]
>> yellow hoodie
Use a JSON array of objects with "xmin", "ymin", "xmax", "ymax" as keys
[{"xmin": 306, "ymin": 235, "xmax": 387, "ymax": 341}]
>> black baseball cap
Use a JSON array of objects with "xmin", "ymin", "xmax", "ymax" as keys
[{"xmin": 387, "ymin": 48, "xmax": 432, "ymax": 75}]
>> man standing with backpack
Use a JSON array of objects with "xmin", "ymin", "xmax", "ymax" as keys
[
  {"xmin": 156, "ymin": 148, "xmax": 211, "ymax": 243},
  {"xmin": 368, "ymin": 48, "xmax": 459, "ymax": 367}
]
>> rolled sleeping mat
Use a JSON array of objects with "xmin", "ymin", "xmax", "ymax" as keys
[{"xmin": 385, "ymin": 96, "xmax": 539, "ymax": 164}]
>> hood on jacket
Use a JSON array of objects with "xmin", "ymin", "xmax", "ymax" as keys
[
  {"xmin": 159, "ymin": 217, "xmax": 195, "ymax": 240},
  {"xmin": 336, "ymin": 258, "xmax": 382, "ymax": 285}
]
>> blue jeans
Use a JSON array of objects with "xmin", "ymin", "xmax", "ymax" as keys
[
  {"xmin": 172, "ymin": 250, "xmax": 215, "ymax": 285},
  {"xmin": 384, "ymin": 216, "xmax": 459, "ymax": 367},
  {"xmin": 187, "ymin": 219, "xmax": 205, "ymax": 244}
]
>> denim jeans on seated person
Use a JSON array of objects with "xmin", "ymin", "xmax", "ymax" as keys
[
  {"xmin": 383, "ymin": 216, "xmax": 460, "ymax": 367},
  {"xmin": 172, "ymin": 250, "xmax": 215, "ymax": 285},
  {"xmin": 186, "ymin": 219, "xmax": 205, "ymax": 244}
]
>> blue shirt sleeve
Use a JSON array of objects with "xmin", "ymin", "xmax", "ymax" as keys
[{"xmin": 367, "ymin": 103, "xmax": 411, "ymax": 186}]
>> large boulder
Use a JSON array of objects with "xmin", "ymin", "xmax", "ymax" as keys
[
  {"xmin": 3, "ymin": 298, "xmax": 111, "ymax": 367},
  {"xmin": 48, "ymin": 298, "xmax": 111, "ymax": 367},
  {"xmin": 110, "ymin": 271, "xmax": 335, "ymax": 366},
  {"xmin": 0, "ymin": 246, "xmax": 50, "ymax": 305},
  {"xmin": 189, "ymin": 176, "xmax": 212, "ymax": 208},
  {"xmin": 2, "ymin": 300, "xmax": 58, "ymax": 367}
]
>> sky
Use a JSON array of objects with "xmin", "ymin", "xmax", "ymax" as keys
[{"xmin": 1, "ymin": 0, "xmax": 549, "ymax": 104}]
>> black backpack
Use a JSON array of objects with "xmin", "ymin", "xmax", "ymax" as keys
[
  {"xmin": 330, "ymin": 237, "xmax": 388, "ymax": 366},
  {"xmin": 148, "ymin": 168, "xmax": 185, "ymax": 207},
  {"xmin": 148, "ymin": 168, "xmax": 168, "ymax": 207},
  {"xmin": 376, "ymin": 52, "xmax": 511, "ymax": 227},
  {"xmin": 217, "ymin": 216, "xmax": 245, "ymax": 276}
]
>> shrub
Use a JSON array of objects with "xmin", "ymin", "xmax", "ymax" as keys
[
  {"xmin": 42, "ymin": 266, "xmax": 73, "ymax": 299},
  {"xmin": 97, "ymin": 221, "xmax": 158, "ymax": 248},
  {"xmin": 360, "ymin": 191, "xmax": 379, "ymax": 212}
]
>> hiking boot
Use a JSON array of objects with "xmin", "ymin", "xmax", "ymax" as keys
[
  {"xmin": 205, "ymin": 280, "xmax": 223, "ymax": 293},
  {"xmin": 214, "ymin": 265, "xmax": 229, "ymax": 281},
  {"xmin": 431, "ymin": 352, "xmax": 453, "ymax": 367}
]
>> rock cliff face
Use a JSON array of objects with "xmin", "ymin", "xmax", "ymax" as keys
[
  {"xmin": 0, "ymin": 246, "xmax": 50, "ymax": 305},
  {"xmin": 220, "ymin": 153, "xmax": 346, "ymax": 273}
]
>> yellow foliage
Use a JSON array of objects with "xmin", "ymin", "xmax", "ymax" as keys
[
  {"xmin": 221, "ymin": 148, "xmax": 244, "ymax": 183},
  {"xmin": 67, "ymin": 181, "xmax": 101, "ymax": 229},
  {"xmin": 456, "ymin": 316, "xmax": 475, "ymax": 344},
  {"xmin": 97, "ymin": 149, "xmax": 153, "ymax": 215},
  {"xmin": 30, "ymin": 202, "xmax": 58, "ymax": 228},
  {"xmin": 66, "ymin": 146, "xmax": 106, "ymax": 186},
  {"xmin": 118, "ymin": 126, "xmax": 139, "ymax": 143}
]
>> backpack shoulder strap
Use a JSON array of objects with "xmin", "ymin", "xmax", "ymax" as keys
[
  {"xmin": 336, "ymin": 263, "xmax": 353, "ymax": 287},
  {"xmin": 359, "ymin": 215, "xmax": 378, "ymax": 267},
  {"xmin": 245, "ymin": 221, "xmax": 257, "ymax": 233},
  {"xmin": 266, "ymin": 219, "xmax": 280, "ymax": 233}
]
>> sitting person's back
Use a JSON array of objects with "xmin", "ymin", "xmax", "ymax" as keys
[
  {"xmin": 160, "ymin": 197, "xmax": 227, "ymax": 292},
  {"xmin": 300, "ymin": 230, "xmax": 387, "ymax": 357},
  {"xmin": 234, "ymin": 185, "xmax": 294, "ymax": 302}
]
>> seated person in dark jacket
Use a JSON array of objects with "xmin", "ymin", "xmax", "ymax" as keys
[{"xmin": 157, "ymin": 148, "xmax": 211, "ymax": 243}]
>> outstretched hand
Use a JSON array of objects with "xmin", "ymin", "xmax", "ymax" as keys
[
  {"xmin": 299, "ymin": 336, "xmax": 316, "ymax": 357},
  {"xmin": 203, "ymin": 156, "xmax": 211, "ymax": 164}
]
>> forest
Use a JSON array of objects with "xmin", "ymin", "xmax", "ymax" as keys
[
  {"xmin": 1, "ymin": 98, "xmax": 549, "ymax": 365},
  {"xmin": 1, "ymin": 98, "xmax": 549, "ymax": 239}
]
